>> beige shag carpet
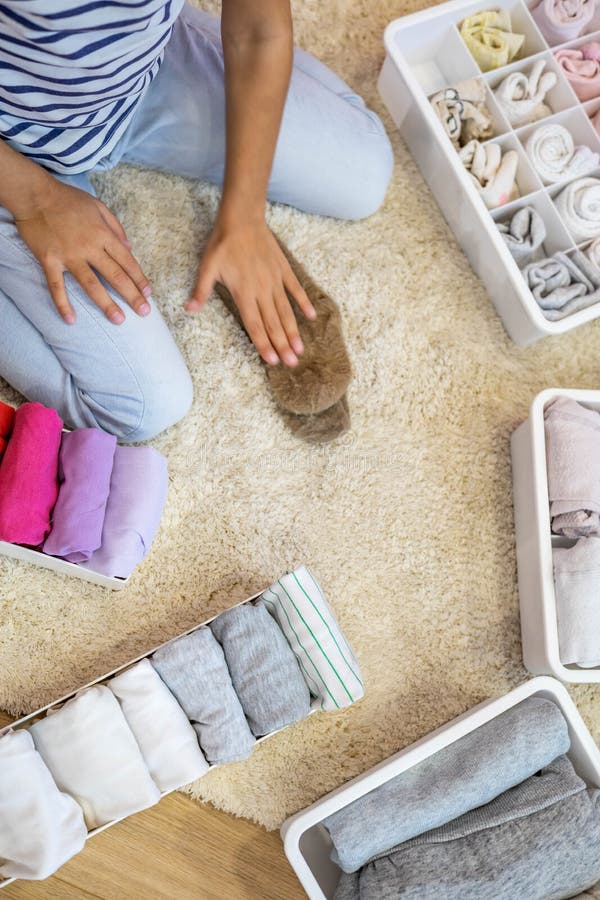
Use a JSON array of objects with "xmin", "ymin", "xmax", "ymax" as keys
[{"xmin": 1, "ymin": 0, "xmax": 600, "ymax": 831}]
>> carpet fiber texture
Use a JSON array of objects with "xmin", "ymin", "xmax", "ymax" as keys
[{"xmin": 1, "ymin": 0, "xmax": 599, "ymax": 831}]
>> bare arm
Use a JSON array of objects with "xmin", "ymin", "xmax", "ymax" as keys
[
  {"xmin": 0, "ymin": 139, "xmax": 152, "ymax": 323},
  {"xmin": 186, "ymin": 0, "xmax": 315, "ymax": 367}
]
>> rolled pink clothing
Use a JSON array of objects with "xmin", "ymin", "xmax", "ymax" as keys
[
  {"xmin": 533, "ymin": 0, "xmax": 595, "ymax": 44},
  {"xmin": 0, "ymin": 402, "xmax": 63, "ymax": 545},
  {"xmin": 81, "ymin": 445, "xmax": 168, "ymax": 579},
  {"xmin": 555, "ymin": 44, "xmax": 600, "ymax": 101},
  {"xmin": 43, "ymin": 428, "xmax": 117, "ymax": 563}
]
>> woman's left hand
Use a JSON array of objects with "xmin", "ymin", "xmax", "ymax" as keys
[{"xmin": 185, "ymin": 217, "xmax": 316, "ymax": 367}]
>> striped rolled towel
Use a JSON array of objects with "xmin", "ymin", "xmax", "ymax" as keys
[
  {"xmin": 259, "ymin": 565, "xmax": 364, "ymax": 711},
  {"xmin": 525, "ymin": 123, "xmax": 599, "ymax": 184}
]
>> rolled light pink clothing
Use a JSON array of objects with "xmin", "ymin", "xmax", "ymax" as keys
[
  {"xmin": 0, "ymin": 402, "xmax": 62, "ymax": 545},
  {"xmin": 81, "ymin": 445, "xmax": 168, "ymax": 578},
  {"xmin": 533, "ymin": 0, "xmax": 595, "ymax": 44},
  {"xmin": 43, "ymin": 429, "xmax": 117, "ymax": 563},
  {"xmin": 555, "ymin": 44, "xmax": 600, "ymax": 101}
]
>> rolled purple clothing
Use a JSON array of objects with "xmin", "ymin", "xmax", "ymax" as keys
[
  {"xmin": 81, "ymin": 445, "xmax": 168, "ymax": 579},
  {"xmin": 43, "ymin": 429, "xmax": 117, "ymax": 563}
]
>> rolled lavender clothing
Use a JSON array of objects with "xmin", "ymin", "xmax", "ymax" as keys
[
  {"xmin": 544, "ymin": 396, "xmax": 600, "ymax": 537},
  {"xmin": 151, "ymin": 627, "xmax": 256, "ymax": 765},
  {"xmin": 523, "ymin": 250, "xmax": 600, "ymax": 321},
  {"xmin": 80, "ymin": 445, "xmax": 168, "ymax": 579},
  {"xmin": 43, "ymin": 429, "xmax": 117, "ymax": 563},
  {"xmin": 210, "ymin": 603, "xmax": 311, "ymax": 736},
  {"xmin": 322, "ymin": 696, "xmax": 569, "ymax": 873},
  {"xmin": 555, "ymin": 43, "xmax": 600, "ymax": 101},
  {"xmin": 532, "ymin": 0, "xmax": 595, "ymax": 45},
  {"xmin": 496, "ymin": 206, "xmax": 546, "ymax": 265}
]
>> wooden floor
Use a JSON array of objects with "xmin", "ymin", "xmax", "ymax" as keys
[{"xmin": 0, "ymin": 711, "xmax": 305, "ymax": 900}]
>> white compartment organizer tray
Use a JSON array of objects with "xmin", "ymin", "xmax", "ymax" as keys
[{"xmin": 379, "ymin": 0, "xmax": 600, "ymax": 344}]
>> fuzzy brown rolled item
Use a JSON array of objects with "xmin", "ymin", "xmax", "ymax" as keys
[{"xmin": 214, "ymin": 237, "xmax": 352, "ymax": 418}]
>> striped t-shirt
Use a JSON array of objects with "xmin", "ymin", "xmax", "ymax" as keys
[{"xmin": 0, "ymin": 0, "xmax": 185, "ymax": 174}]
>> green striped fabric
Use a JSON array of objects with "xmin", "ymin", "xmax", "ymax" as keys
[{"xmin": 259, "ymin": 565, "xmax": 364, "ymax": 711}]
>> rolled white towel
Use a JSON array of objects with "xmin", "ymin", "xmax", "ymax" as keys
[
  {"xmin": 525, "ymin": 123, "xmax": 599, "ymax": 184},
  {"xmin": 554, "ymin": 177, "xmax": 600, "ymax": 242},
  {"xmin": 459, "ymin": 140, "xmax": 520, "ymax": 209},
  {"xmin": 494, "ymin": 60, "xmax": 557, "ymax": 127}
]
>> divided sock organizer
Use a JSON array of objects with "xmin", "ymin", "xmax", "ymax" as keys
[{"xmin": 378, "ymin": 0, "xmax": 600, "ymax": 344}]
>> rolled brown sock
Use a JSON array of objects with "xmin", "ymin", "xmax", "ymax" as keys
[
  {"xmin": 285, "ymin": 395, "xmax": 351, "ymax": 444},
  {"xmin": 215, "ymin": 236, "xmax": 352, "ymax": 417}
]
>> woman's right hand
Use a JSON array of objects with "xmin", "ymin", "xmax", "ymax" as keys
[{"xmin": 14, "ymin": 177, "xmax": 152, "ymax": 325}]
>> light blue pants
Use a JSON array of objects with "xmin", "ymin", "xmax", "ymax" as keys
[{"xmin": 0, "ymin": 5, "xmax": 393, "ymax": 441}]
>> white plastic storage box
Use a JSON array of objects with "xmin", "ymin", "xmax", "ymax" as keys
[
  {"xmin": 378, "ymin": 0, "xmax": 600, "ymax": 345},
  {"xmin": 0, "ymin": 588, "xmax": 313, "ymax": 889},
  {"xmin": 511, "ymin": 387, "xmax": 600, "ymax": 682},
  {"xmin": 281, "ymin": 676, "xmax": 600, "ymax": 900},
  {"xmin": 0, "ymin": 539, "xmax": 128, "ymax": 590}
]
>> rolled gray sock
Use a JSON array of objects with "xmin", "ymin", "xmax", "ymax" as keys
[
  {"xmin": 352, "ymin": 787, "xmax": 600, "ymax": 900},
  {"xmin": 210, "ymin": 603, "xmax": 311, "ymax": 736},
  {"xmin": 323, "ymin": 696, "xmax": 570, "ymax": 873},
  {"xmin": 497, "ymin": 206, "xmax": 546, "ymax": 266},
  {"xmin": 151, "ymin": 627, "xmax": 255, "ymax": 765}
]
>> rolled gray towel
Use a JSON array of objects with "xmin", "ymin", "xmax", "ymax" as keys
[
  {"xmin": 210, "ymin": 603, "xmax": 311, "ymax": 736},
  {"xmin": 323, "ymin": 696, "xmax": 570, "ymax": 873},
  {"xmin": 151, "ymin": 627, "xmax": 255, "ymax": 765},
  {"xmin": 497, "ymin": 206, "xmax": 546, "ymax": 266},
  {"xmin": 338, "ymin": 770, "xmax": 600, "ymax": 899},
  {"xmin": 524, "ymin": 250, "xmax": 600, "ymax": 321}
]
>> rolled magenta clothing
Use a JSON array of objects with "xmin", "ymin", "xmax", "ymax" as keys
[
  {"xmin": 43, "ymin": 428, "xmax": 117, "ymax": 563},
  {"xmin": 0, "ymin": 402, "xmax": 62, "ymax": 545}
]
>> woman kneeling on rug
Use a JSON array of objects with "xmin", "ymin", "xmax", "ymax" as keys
[{"xmin": 0, "ymin": 0, "xmax": 393, "ymax": 441}]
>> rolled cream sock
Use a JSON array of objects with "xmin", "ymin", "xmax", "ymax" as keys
[
  {"xmin": 544, "ymin": 397, "xmax": 600, "ymax": 534},
  {"xmin": 429, "ymin": 79, "xmax": 494, "ymax": 148},
  {"xmin": 494, "ymin": 59, "xmax": 557, "ymax": 126},
  {"xmin": 151, "ymin": 626, "xmax": 256, "ymax": 765},
  {"xmin": 496, "ymin": 206, "xmax": 547, "ymax": 265},
  {"xmin": 533, "ymin": 0, "xmax": 595, "ymax": 44},
  {"xmin": 108, "ymin": 659, "xmax": 210, "ymax": 792},
  {"xmin": 459, "ymin": 140, "xmax": 520, "ymax": 209},
  {"xmin": 43, "ymin": 429, "xmax": 117, "ymax": 563},
  {"xmin": 29, "ymin": 686, "xmax": 161, "ymax": 830},
  {"xmin": 80, "ymin": 445, "xmax": 168, "ymax": 579},
  {"xmin": 210, "ymin": 603, "xmax": 311, "ymax": 736},
  {"xmin": 554, "ymin": 177, "xmax": 600, "ymax": 242},
  {"xmin": 0, "ymin": 729, "xmax": 87, "ymax": 880},
  {"xmin": 524, "ymin": 250, "xmax": 600, "ymax": 320},
  {"xmin": 0, "ymin": 402, "xmax": 63, "ymax": 546},
  {"xmin": 555, "ymin": 43, "xmax": 600, "ymax": 101},
  {"xmin": 322, "ymin": 696, "xmax": 570, "ymax": 873},
  {"xmin": 525, "ymin": 123, "xmax": 599, "ymax": 184},
  {"xmin": 259, "ymin": 565, "xmax": 364, "ymax": 712},
  {"xmin": 587, "ymin": 236, "xmax": 600, "ymax": 269},
  {"xmin": 554, "ymin": 537, "xmax": 600, "ymax": 667},
  {"xmin": 460, "ymin": 10, "xmax": 525, "ymax": 71}
]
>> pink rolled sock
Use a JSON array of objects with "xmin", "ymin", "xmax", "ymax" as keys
[
  {"xmin": 533, "ymin": 0, "xmax": 595, "ymax": 44},
  {"xmin": 555, "ymin": 43, "xmax": 600, "ymax": 101},
  {"xmin": 0, "ymin": 402, "xmax": 63, "ymax": 545}
]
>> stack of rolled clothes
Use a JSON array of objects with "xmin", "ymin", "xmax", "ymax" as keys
[
  {"xmin": 459, "ymin": 10, "xmax": 525, "ymax": 71},
  {"xmin": 0, "ymin": 566, "xmax": 363, "ymax": 881},
  {"xmin": 429, "ymin": 79, "xmax": 494, "ymax": 149},
  {"xmin": 545, "ymin": 396, "xmax": 600, "ymax": 667},
  {"xmin": 0, "ymin": 400, "xmax": 168, "ymax": 579},
  {"xmin": 326, "ymin": 697, "xmax": 600, "ymax": 899}
]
